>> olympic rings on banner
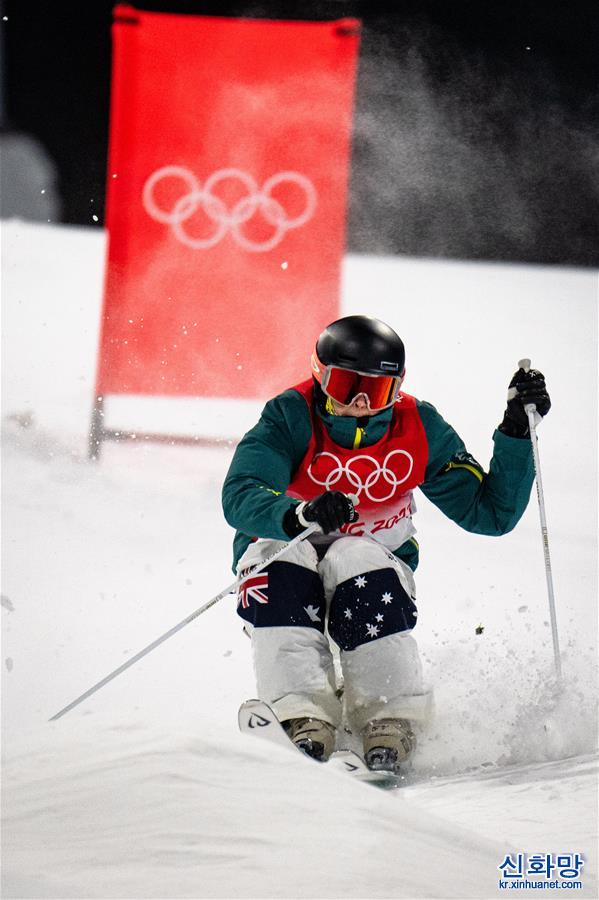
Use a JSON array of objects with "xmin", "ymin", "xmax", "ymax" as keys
[
  {"xmin": 308, "ymin": 450, "xmax": 414, "ymax": 503},
  {"xmin": 142, "ymin": 166, "xmax": 317, "ymax": 252}
]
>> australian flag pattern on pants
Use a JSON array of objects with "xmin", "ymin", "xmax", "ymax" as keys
[
  {"xmin": 237, "ymin": 561, "xmax": 326, "ymax": 632},
  {"xmin": 328, "ymin": 567, "xmax": 417, "ymax": 651},
  {"xmin": 237, "ymin": 560, "xmax": 416, "ymax": 650}
]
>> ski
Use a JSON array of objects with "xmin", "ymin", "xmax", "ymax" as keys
[{"xmin": 238, "ymin": 699, "xmax": 403, "ymax": 789}]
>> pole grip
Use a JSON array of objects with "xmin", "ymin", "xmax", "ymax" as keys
[{"xmin": 518, "ymin": 358, "xmax": 537, "ymax": 414}]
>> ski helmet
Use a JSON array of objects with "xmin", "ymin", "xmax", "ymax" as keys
[
  {"xmin": 311, "ymin": 315, "xmax": 405, "ymax": 410},
  {"xmin": 314, "ymin": 315, "xmax": 405, "ymax": 375}
]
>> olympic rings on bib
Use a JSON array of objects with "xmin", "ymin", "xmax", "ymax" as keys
[
  {"xmin": 307, "ymin": 450, "xmax": 414, "ymax": 503},
  {"xmin": 142, "ymin": 166, "xmax": 317, "ymax": 252}
]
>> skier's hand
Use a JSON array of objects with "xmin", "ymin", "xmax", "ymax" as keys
[
  {"xmin": 498, "ymin": 367, "xmax": 551, "ymax": 438},
  {"xmin": 283, "ymin": 491, "xmax": 358, "ymax": 537}
]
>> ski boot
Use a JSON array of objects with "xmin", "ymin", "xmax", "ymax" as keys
[
  {"xmin": 363, "ymin": 718, "xmax": 415, "ymax": 774},
  {"xmin": 283, "ymin": 717, "xmax": 336, "ymax": 762}
]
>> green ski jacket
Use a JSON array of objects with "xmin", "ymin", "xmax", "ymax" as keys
[{"xmin": 222, "ymin": 383, "xmax": 534, "ymax": 571}]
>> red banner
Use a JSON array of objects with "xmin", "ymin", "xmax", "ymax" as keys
[{"xmin": 96, "ymin": 6, "xmax": 360, "ymax": 402}]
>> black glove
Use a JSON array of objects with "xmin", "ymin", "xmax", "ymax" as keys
[
  {"xmin": 498, "ymin": 367, "xmax": 551, "ymax": 438},
  {"xmin": 283, "ymin": 491, "xmax": 358, "ymax": 537}
]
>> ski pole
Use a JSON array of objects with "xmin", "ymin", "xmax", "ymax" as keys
[
  {"xmin": 49, "ymin": 523, "xmax": 320, "ymax": 721},
  {"xmin": 517, "ymin": 357, "xmax": 562, "ymax": 683}
]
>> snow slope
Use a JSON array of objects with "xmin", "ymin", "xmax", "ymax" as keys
[{"xmin": 2, "ymin": 220, "xmax": 598, "ymax": 898}]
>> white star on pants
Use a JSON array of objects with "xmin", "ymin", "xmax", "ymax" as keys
[{"xmin": 354, "ymin": 575, "xmax": 367, "ymax": 588}]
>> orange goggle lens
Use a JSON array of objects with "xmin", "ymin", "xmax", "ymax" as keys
[{"xmin": 321, "ymin": 366, "xmax": 401, "ymax": 410}]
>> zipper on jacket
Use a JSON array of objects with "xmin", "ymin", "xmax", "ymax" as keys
[{"xmin": 353, "ymin": 427, "xmax": 365, "ymax": 449}]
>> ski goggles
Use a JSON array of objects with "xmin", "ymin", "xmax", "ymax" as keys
[{"xmin": 312, "ymin": 355, "xmax": 403, "ymax": 410}]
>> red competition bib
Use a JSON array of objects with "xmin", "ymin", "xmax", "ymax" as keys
[{"xmin": 287, "ymin": 380, "xmax": 429, "ymax": 549}]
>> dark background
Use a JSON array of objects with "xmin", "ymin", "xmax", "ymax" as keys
[{"xmin": 3, "ymin": 0, "xmax": 598, "ymax": 265}]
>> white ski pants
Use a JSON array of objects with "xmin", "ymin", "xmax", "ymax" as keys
[{"xmin": 237, "ymin": 536, "xmax": 432, "ymax": 731}]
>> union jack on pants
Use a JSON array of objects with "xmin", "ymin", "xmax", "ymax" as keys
[{"xmin": 238, "ymin": 570, "xmax": 269, "ymax": 609}]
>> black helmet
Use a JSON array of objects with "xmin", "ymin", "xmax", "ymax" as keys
[{"xmin": 314, "ymin": 315, "xmax": 405, "ymax": 377}]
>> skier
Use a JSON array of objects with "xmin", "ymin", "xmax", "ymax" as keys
[{"xmin": 222, "ymin": 315, "xmax": 551, "ymax": 772}]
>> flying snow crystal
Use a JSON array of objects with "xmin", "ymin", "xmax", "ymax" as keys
[
  {"xmin": 1, "ymin": 595, "xmax": 15, "ymax": 612},
  {"xmin": 92, "ymin": 215, "xmax": 98, "ymax": 222},
  {"xmin": 281, "ymin": 261, "xmax": 288, "ymax": 269}
]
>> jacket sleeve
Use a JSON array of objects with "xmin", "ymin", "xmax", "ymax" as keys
[
  {"xmin": 222, "ymin": 390, "xmax": 312, "ymax": 540},
  {"xmin": 417, "ymin": 400, "xmax": 535, "ymax": 536}
]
